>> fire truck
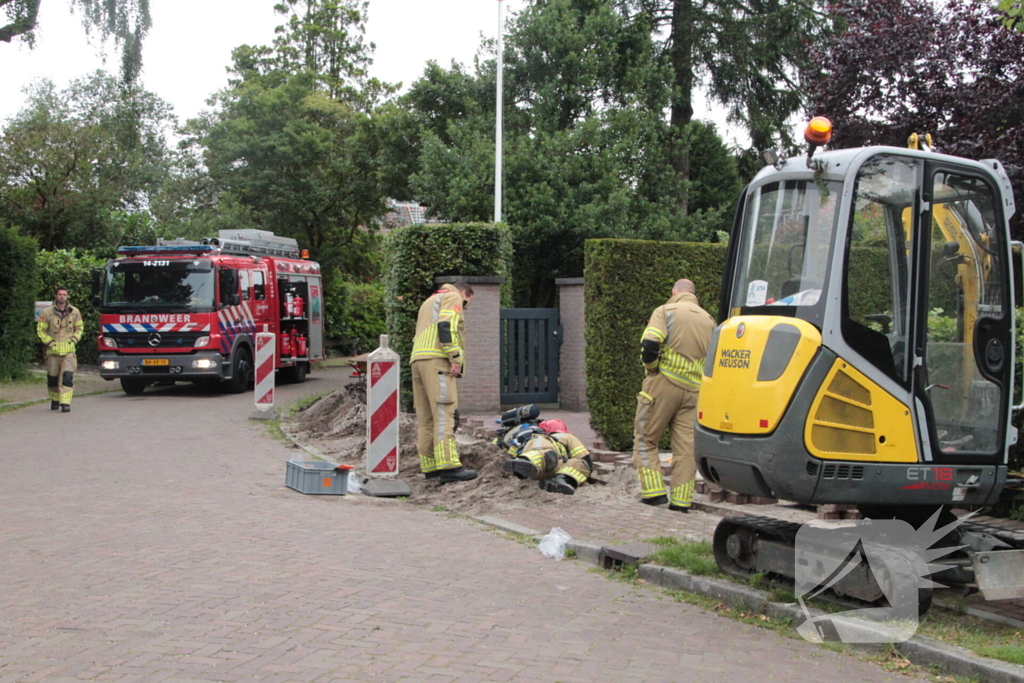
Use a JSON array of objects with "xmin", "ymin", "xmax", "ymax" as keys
[{"xmin": 94, "ymin": 230, "xmax": 325, "ymax": 395}]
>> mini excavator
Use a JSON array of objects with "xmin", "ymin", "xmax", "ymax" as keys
[{"xmin": 695, "ymin": 118, "xmax": 1024, "ymax": 609}]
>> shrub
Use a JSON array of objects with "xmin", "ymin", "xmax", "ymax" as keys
[
  {"xmin": 324, "ymin": 277, "xmax": 386, "ymax": 356},
  {"xmin": 0, "ymin": 227, "xmax": 41, "ymax": 381},
  {"xmin": 383, "ymin": 223, "xmax": 513, "ymax": 401}
]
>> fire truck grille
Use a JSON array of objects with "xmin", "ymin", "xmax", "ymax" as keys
[{"xmin": 110, "ymin": 332, "xmax": 206, "ymax": 349}]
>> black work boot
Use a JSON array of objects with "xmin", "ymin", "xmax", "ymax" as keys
[
  {"xmin": 60, "ymin": 404, "xmax": 70, "ymax": 413},
  {"xmin": 50, "ymin": 400, "xmax": 59, "ymax": 411},
  {"xmin": 502, "ymin": 458, "xmax": 539, "ymax": 479},
  {"xmin": 641, "ymin": 494, "xmax": 668, "ymax": 506},
  {"xmin": 438, "ymin": 467, "xmax": 477, "ymax": 483},
  {"xmin": 539, "ymin": 474, "xmax": 576, "ymax": 495},
  {"xmin": 668, "ymin": 504, "xmax": 690, "ymax": 513}
]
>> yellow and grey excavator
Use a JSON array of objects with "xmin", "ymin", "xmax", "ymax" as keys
[{"xmin": 695, "ymin": 117, "xmax": 1024, "ymax": 608}]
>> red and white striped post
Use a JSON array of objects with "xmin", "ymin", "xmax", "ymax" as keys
[
  {"xmin": 366, "ymin": 334, "xmax": 399, "ymax": 477},
  {"xmin": 254, "ymin": 331, "xmax": 276, "ymax": 411}
]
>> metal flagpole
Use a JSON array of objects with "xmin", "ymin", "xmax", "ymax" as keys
[{"xmin": 494, "ymin": 0, "xmax": 504, "ymax": 224}]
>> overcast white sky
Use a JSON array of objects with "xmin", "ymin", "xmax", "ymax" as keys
[
  {"xmin": 0, "ymin": 0, "xmax": 742, "ymax": 141},
  {"xmin": 0, "ymin": 0, "xmax": 527, "ymax": 123}
]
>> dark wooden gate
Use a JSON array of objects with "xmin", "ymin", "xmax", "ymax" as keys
[{"xmin": 500, "ymin": 308, "xmax": 561, "ymax": 404}]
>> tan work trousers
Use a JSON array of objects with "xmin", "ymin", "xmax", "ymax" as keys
[
  {"xmin": 632, "ymin": 372, "xmax": 698, "ymax": 506},
  {"xmin": 46, "ymin": 352, "xmax": 77, "ymax": 405},
  {"xmin": 411, "ymin": 357, "xmax": 462, "ymax": 473}
]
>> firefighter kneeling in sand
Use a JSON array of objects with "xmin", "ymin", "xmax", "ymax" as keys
[{"xmin": 502, "ymin": 419, "xmax": 593, "ymax": 495}]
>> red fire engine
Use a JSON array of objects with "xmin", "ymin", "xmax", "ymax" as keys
[{"xmin": 95, "ymin": 230, "xmax": 325, "ymax": 395}]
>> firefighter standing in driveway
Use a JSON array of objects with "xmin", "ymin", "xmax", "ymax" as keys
[
  {"xmin": 411, "ymin": 282, "xmax": 478, "ymax": 483},
  {"xmin": 36, "ymin": 286, "xmax": 84, "ymax": 413},
  {"xmin": 632, "ymin": 279, "xmax": 715, "ymax": 511}
]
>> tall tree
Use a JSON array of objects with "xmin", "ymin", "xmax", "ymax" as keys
[
  {"xmin": 634, "ymin": 0, "xmax": 830, "ymax": 214},
  {"xmin": 810, "ymin": 0, "xmax": 1024, "ymax": 233},
  {"xmin": 405, "ymin": 0, "xmax": 741, "ymax": 305},
  {"xmin": 1, "ymin": 0, "xmax": 151, "ymax": 81},
  {"xmin": 0, "ymin": 72, "xmax": 173, "ymax": 250},
  {"xmin": 190, "ymin": 0, "xmax": 392, "ymax": 279},
  {"xmin": 229, "ymin": 0, "xmax": 396, "ymax": 110}
]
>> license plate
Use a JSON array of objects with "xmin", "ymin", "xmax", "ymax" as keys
[{"xmin": 142, "ymin": 359, "xmax": 169, "ymax": 366}]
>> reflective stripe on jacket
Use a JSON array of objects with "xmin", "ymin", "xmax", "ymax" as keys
[
  {"xmin": 641, "ymin": 292, "xmax": 715, "ymax": 390},
  {"xmin": 411, "ymin": 284, "xmax": 466, "ymax": 365},
  {"xmin": 37, "ymin": 305, "xmax": 84, "ymax": 356}
]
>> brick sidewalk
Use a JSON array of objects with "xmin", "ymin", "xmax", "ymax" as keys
[{"xmin": 0, "ymin": 378, "xmax": 927, "ymax": 683}]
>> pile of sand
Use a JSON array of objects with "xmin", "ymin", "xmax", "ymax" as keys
[{"xmin": 284, "ymin": 386, "xmax": 642, "ymax": 516}]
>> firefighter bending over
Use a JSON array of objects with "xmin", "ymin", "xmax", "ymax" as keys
[
  {"xmin": 411, "ymin": 282, "xmax": 478, "ymax": 483},
  {"xmin": 37, "ymin": 286, "xmax": 84, "ymax": 413},
  {"xmin": 502, "ymin": 419, "xmax": 593, "ymax": 495},
  {"xmin": 632, "ymin": 279, "xmax": 715, "ymax": 511}
]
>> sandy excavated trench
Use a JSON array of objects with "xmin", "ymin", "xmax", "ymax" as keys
[{"xmin": 283, "ymin": 384, "xmax": 642, "ymax": 517}]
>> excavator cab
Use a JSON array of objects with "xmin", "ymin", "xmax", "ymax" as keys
[{"xmin": 696, "ymin": 120, "xmax": 1023, "ymax": 602}]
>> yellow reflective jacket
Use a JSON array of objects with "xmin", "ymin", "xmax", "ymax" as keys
[
  {"xmin": 37, "ymin": 304, "xmax": 84, "ymax": 356},
  {"xmin": 641, "ymin": 292, "xmax": 715, "ymax": 390},
  {"xmin": 411, "ymin": 284, "xmax": 466, "ymax": 367}
]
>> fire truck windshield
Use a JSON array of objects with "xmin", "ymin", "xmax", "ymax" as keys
[{"xmin": 103, "ymin": 260, "xmax": 215, "ymax": 312}]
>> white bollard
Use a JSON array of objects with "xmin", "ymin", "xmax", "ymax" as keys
[
  {"xmin": 254, "ymin": 332, "xmax": 276, "ymax": 411},
  {"xmin": 366, "ymin": 334, "xmax": 400, "ymax": 477}
]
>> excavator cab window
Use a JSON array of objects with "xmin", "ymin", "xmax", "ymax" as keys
[
  {"xmin": 730, "ymin": 178, "xmax": 841, "ymax": 327},
  {"xmin": 922, "ymin": 170, "xmax": 1007, "ymax": 456},
  {"xmin": 843, "ymin": 154, "xmax": 919, "ymax": 385}
]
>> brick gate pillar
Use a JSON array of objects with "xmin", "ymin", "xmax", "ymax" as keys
[
  {"xmin": 435, "ymin": 275, "xmax": 503, "ymax": 413},
  {"xmin": 556, "ymin": 278, "xmax": 587, "ymax": 411}
]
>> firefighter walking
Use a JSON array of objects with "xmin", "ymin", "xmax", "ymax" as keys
[
  {"xmin": 502, "ymin": 419, "xmax": 593, "ymax": 495},
  {"xmin": 37, "ymin": 286, "xmax": 84, "ymax": 413},
  {"xmin": 632, "ymin": 279, "xmax": 715, "ymax": 511},
  {"xmin": 410, "ymin": 282, "xmax": 477, "ymax": 483}
]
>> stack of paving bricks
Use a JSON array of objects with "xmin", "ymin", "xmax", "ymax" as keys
[
  {"xmin": 696, "ymin": 479, "xmax": 777, "ymax": 506},
  {"xmin": 817, "ymin": 504, "xmax": 862, "ymax": 520}
]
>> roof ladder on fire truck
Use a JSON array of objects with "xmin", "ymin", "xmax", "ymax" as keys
[{"xmin": 200, "ymin": 229, "xmax": 301, "ymax": 259}]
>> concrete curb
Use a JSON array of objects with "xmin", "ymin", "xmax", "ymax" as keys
[
  {"xmin": 473, "ymin": 514, "xmax": 1024, "ymax": 683},
  {"xmin": 0, "ymin": 387, "xmax": 118, "ymax": 411}
]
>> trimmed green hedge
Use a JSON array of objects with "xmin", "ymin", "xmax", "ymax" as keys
[
  {"xmin": 585, "ymin": 239, "xmax": 727, "ymax": 451},
  {"xmin": 325, "ymin": 277, "xmax": 387, "ymax": 356},
  {"xmin": 0, "ymin": 227, "xmax": 41, "ymax": 381},
  {"xmin": 383, "ymin": 223, "xmax": 513, "ymax": 401}
]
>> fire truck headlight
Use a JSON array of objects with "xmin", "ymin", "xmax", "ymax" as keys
[
  {"xmin": 102, "ymin": 337, "xmax": 117, "ymax": 348},
  {"xmin": 192, "ymin": 359, "xmax": 217, "ymax": 369},
  {"xmin": 101, "ymin": 360, "xmax": 119, "ymax": 370},
  {"xmin": 194, "ymin": 336, "xmax": 210, "ymax": 348}
]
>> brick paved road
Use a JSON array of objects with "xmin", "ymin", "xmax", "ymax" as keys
[{"xmin": 0, "ymin": 372, "xmax": 927, "ymax": 682}]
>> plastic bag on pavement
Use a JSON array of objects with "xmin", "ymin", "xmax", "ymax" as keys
[
  {"xmin": 346, "ymin": 471, "xmax": 363, "ymax": 494},
  {"xmin": 538, "ymin": 527, "xmax": 572, "ymax": 560}
]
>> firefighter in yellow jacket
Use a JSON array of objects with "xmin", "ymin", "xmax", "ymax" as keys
[
  {"xmin": 36, "ymin": 286, "xmax": 85, "ymax": 413},
  {"xmin": 632, "ymin": 279, "xmax": 715, "ymax": 511},
  {"xmin": 502, "ymin": 419, "xmax": 593, "ymax": 495},
  {"xmin": 410, "ymin": 282, "xmax": 477, "ymax": 483}
]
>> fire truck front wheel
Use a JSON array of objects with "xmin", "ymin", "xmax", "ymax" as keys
[
  {"xmin": 120, "ymin": 377, "xmax": 147, "ymax": 396},
  {"xmin": 226, "ymin": 346, "xmax": 254, "ymax": 394},
  {"xmin": 284, "ymin": 361, "xmax": 308, "ymax": 384}
]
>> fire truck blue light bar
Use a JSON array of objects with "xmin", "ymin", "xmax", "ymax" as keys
[{"xmin": 117, "ymin": 245, "xmax": 214, "ymax": 254}]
